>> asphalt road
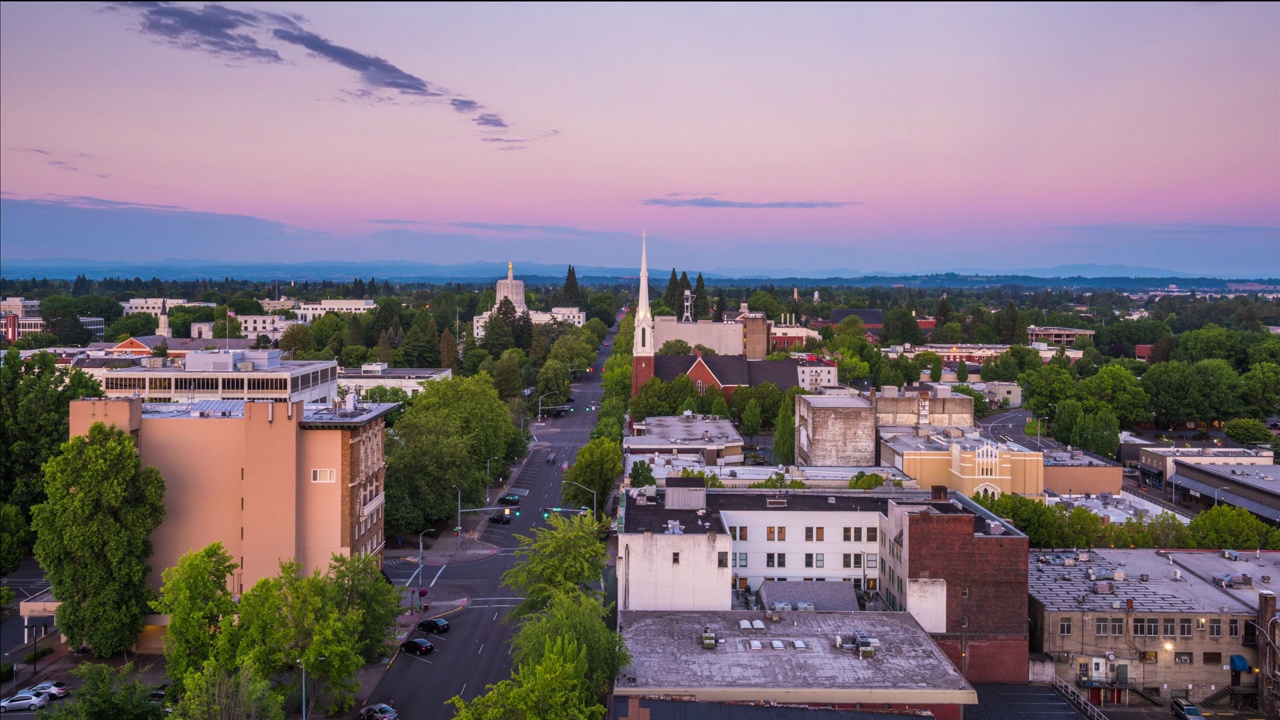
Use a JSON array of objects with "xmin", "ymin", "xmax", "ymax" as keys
[
  {"xmin": 978, "ymin": 408, "xmax": 1065, "ymax": 452},
  {"xmin": 369, "ymin": 331, "xmax": 613, "ymax": 720}
]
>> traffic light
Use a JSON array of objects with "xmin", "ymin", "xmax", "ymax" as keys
[
  {"xmin": 515, "ymin": 509, "xmax": 521, "ymax": 517},
  {"xmin": 542, "ymin": 508, "xmax": 551, "ymax": 519},
  {"xmin": 453, "ymin": 527, "xmax": 461, "ymax": 536},
  {"xmin": 587, "ymin": 367, "xmax": 593, "ymax": 372}
]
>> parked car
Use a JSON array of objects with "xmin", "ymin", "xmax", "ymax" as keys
[
  {"xmin": 1171, "ymin": 699, "xmax": 1203, "ymax": 720},
  {"xmin": 417, "ymin": 618, "xmax": 450, "ymax": 633},
  {"xmin": 23, "ymin": 681, "xmax": 70, "ymax": 698},
  {"xmin": 359, "ymin": 703, "xmax": 399, "ymax": 720},
  {"xmin": 1, "ymin": 692, "xmax": 49, "ymax": 711},
  {"xmin": 400, "ymin": 638, "xmax": 434, "ymax": 655},
  {"xmin": 151, "ymin": 683, "xmax": 170, "ymax": 700},
  {"xmin": 498, "ymin": 494, "xmax": 521, "ymax": 506},
  {"xmin": 489, "ymin": 513, "xmax": 512, "ymax": 525}
]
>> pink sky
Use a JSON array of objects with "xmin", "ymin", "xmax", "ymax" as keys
[{"xmin": 1, "ymin": 2, "xmax": 1276, "ymax": 275}]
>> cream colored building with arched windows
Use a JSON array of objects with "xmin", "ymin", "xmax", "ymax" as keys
[{"xmin": 880, "ymin": 432, "xmax": 1044, "ymax": 499}]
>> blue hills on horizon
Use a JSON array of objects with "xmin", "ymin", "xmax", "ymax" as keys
[{"xmin": 1, "ymin": 258, "xmax": 1274, "ymax": 285}]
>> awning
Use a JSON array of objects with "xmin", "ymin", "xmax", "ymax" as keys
[
  {"xmin": 1230, "ymin": 654, "xmax": 1249, "ymax": 672},
  {"xmin": 1169, "ymin": 474, "xmax": 1280, "ymax": 522}
]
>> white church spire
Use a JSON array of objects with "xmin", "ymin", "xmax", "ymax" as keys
[{"xmin": 633, "ymin": 231, "xmax": 654, "ymax": 358}]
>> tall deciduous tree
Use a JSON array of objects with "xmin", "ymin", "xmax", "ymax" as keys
[
  {"xmin": 740, "ymin": 399, "xmax": 762, "ymax": 442},
  {"xmin": 41, "ymin": 662, "xmax": 167, "ymax": 720},
  {"xmin": 511, "ymin": 591, "xmax": 629, "ymax": 703},
  {"xmin": 438, "ymin": 328, "xmax": 458, "ymax": 371},
  {"xmin": 448, "ymin": 637, "xmax": 606, "ymax": 720},
  {"xmin": 32, "ymin": 422, "xmax": 166, "ymax": 656},
  {"xmin": 0, "ymin": 347, "xmax": 104, "ymax": 513},
  {"xmin": 502, "ymin": 514, "xmax": 607, "ymax": 620},
  {"xmin": 325, "ymin": 552, "xmax": 402, "ymax": 663},
  {"xmin": 773, "ymin": 402, "xmax": 795, "ymax": 465},
  {"xmin": 563, "ymin": 438, "xmax": 622, "ymax": 518},
  {"xmin": 172, "ymin": 662, "xmax": 283, "ymax": 720},
  {"xmin": 153, "ymin": 543, "xmax": 239, "ymax": 698}
]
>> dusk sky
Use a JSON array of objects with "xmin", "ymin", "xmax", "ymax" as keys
[{"xmin": 2, "ymin": 2, "xmax": 1277, "ymax": 276}]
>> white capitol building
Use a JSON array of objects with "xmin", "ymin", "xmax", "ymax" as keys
[{"xmin": 472, "ymin": 263, "xmax": 585, "ymax": 340}]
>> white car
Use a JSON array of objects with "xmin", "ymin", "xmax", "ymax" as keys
[
  {"xmin": 1, "ymin": 692, "xmax": 50, "ymax": 711},
  {"xmin": 24, "ymin": 681, "xmax": 70, "ymax": 698}
]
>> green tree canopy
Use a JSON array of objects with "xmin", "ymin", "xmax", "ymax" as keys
[
  {"xmin": 510, "ymin": 590, "xmax": 629, "ymax": 704},
  {"xmin": 1223, "ymin": 418, "xmax": 1273, "ymax": 446},
  {"xmin": 773, "ymin": 402, "xmax": 795, "ymax": 465},
  {"xmin": 502, "ymin": 514, "xmax": 606, "ymax": 620},
  {"xmin": 447, "ymin": 637, "xmax": 606, "ymax": 720},
  {"xmin": 563, "ymin": 438, "xmax": 622, "ymax": 518},
  {"xmin": 40, "ymin": 662, "xmax": 167, "ymax": 720},
  {"xmin": 153, "ymin": 543, "xmax": 239, "ymax": 698},
  {"xmin": 32, "ymin": 422, "xmax": 166, "ymax": 656},
  {"xmin": 1078, "ymin": 364, "xmax": 1149, "ymax": 424},
  {"xmin": 628, "ymin": 460, "xmax": 656, "ymax": 487},
  {"xmin": 657, "ymin": 339, "xmax": 692, "ymax": 356},
  {"xmin": 740, "ymin": 399, "xmax": 762, "ymax": 441}
]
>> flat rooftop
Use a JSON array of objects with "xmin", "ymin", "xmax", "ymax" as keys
[
  {"xmin": 1043, "ymin": 449, "xmax": 1116, "ymax": 467},
  {"xmin": 1146, "ymin": 447, "xmax": 1272, "ymax": 459},
  {"xmin": 1175, "ymin": 462, "xmax": 1280, "ymax": 493},
  {"xmin": 628, "ymin": 415, "xmax": 743, "ymax": 446},
  {"xmin": 110, "ymin": 359, "xmax": 334, "ymax": 375},
  {"xmin": 1028, "ymin": 548, "xmax": 1266, "ymax": 614},
  {"xmin": 888, "ymin": 433, "xmax": 1034, "ymax": 454},
  {"xmin": 617, "ymin": 610, "xmax": 975, "ymax": 702},
  {"xmin": 139, "ymin": 399, "xmax": 399, "ymax": 426},
  {"xmin": 337, "ymin": 367, "xmax": 449, "ymax": 379},
  {"xmin": 799, "ymin": 394, "xmax": 872, "ymax": 408}
]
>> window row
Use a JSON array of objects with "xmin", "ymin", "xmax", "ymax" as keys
[
  {"xmin": 727, "ymin": 525, "xmax": 879, "ymax": 543},
  {"xmin": 720, "ymin": 552, "xmax": 876, "ymax": 569},
  {"xmin": 1067, "ymin": 616, "xmax": 1239, "ymax": 638}
]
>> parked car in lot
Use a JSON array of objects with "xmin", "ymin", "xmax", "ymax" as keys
[
  {"xmin": 22, "ymin": 681, "xmax": 70, "ymax": 698},
  {"xmin": 489, "ymin": 513, "xmax": 512, "ymax": 525},
  {"xmin": 1, "ymin": 692, "xmax": 49, "ymax": 711},
  {"xmin": 498, "ymin": 494, "xmax": 521, "ymax": 506},
  {"xmin": 1171, "ymin": 700, "xmax": 1202, "ymax": 720},
  {"xmin": 359, "ymin": 703, "xmax": 399, "ymax": 720},
  {"xmin": 151, "ymin": 683, "xmax": 170, "ymax": 700},
  {"xmin": 400, "ymin": 638, "xmax": 434, "ymax": 655},
  {"xmin": 417, "ymin": 618, "xmax": 450, "ymax": 633}
]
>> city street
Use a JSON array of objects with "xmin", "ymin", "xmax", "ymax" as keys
[
  {"xmin": 367, "ymin": 330, "xmax": 613, "ymax": 719},
  {"xmin": 979, "ymin": 408, "xmax": 1065, "ymax": 452}
]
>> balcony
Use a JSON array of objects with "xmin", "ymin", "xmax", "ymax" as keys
[{"xmin": 360, "ymin": 492, "xmax": 385, "ymax": 519}]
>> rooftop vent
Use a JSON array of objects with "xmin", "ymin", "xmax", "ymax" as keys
[
  {"xmin": 751, "ymin": 620, "xmax": 765, "ymax": 630},
  {"xmin": 827, "ymin": 497, "xmax": 836, "ymax": 504},
  {"xmin": 749, "ymin": 640, "xmax": 762, "ymax": 650},
  {"xmin": 771, "ymin": 640, "xmax": 785, "ymax": 650},
  {"xmin": 766, "ymin": 498, "xmax": 788, "ymax": 508},
  {"xmin": 739, "ymin": 620, "xmax": 751, "ymax": 630},
  {"xmin": 794, "ymin": 640, "xmax": 807, "ymax": 649}
]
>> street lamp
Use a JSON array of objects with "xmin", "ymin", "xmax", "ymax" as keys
[
  {"xmin": 563, "ymin": 479, "xmax": 597, "ymax": 518},
  {"xmin": 451, "ymin": 484, "xmax": 462, "ymax": 550},
  {"xmin": 1215, "ymin": 486, "xmax": 1231, "ymax": 506},
  {"xmin": 537, "ymin": 392, "xmax": 556, "ymax": 421},
  {"xmin": 416, "ymin": 528, "xmax": 430, "ymax": 610},
  {"xmin": 486, "ymin": 456, "xmax": 499, "ymax": 485},
  {"xmin": 1037, "ymin": 417, "xmax": 1049, "ymax": 448},
  {"xmin": 298, "ymin": 656, "xmax": 324, "ymax": 720}
]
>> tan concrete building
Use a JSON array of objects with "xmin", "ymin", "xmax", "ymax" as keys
[
  {"xmin": 795, "ymin": 394, "xmax": 876, "ymax": 467},
  {"xmin": 1043, "ymin": 448, "xmax": 1123, "ymax": 496},
  {"xmin": 1137, "ymin": 446, "xmax": 1275, "ymax": 492},
  {"xmin": 880, "ymin": 434, "xmax": 1044, "ymax": 499},
  {"xmin": 652, "ymin": 316, "xmax": 745, "ymax": 357},
  {"xmin": 871, "ymin": 386, "xmax": 975, "ymax": 429},
  {"xmin": 98, "ymin": 349, "xmax": 337, "ymax": 404},
  {"xmin": 70, "ymin": 397, "xmax": 394, "ymax": 598},
  {"xmin": 1026, "ymin": 326, "xmax": 1096, "ymax": 346}
]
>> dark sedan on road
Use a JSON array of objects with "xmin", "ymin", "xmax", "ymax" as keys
[
  {"xmin": 417, "ymin": 618, "xmax": 451, "ymax": 633},
  {"xmin": 489, "ymin": 513, "xmax": 512, "ymax": 524},
  {"xmin": 498, "ymin": 493, "xmax": 521, "ymax": 506},
  {"xmin": 400, "ymin": 638, "xmax": 435, "ymax": 655}
]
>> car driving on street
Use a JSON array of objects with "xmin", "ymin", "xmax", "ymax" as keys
[
  {"xmin": 417, "ymin": 618, "xmax": 450, "ymax": 633},
  {"xmin": 498, "ymin": 493, "xmax": 521, "ymax": 506},
  {"xmin": 400, "ymin": 638, "xmax": 435, "ymax": 655}
]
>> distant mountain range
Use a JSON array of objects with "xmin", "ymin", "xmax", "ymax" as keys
[{"xmin": 2, "ymin": 258, "xmax": 1275, "ymax": 288}]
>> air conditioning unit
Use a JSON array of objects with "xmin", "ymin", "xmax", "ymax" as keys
[{"xmin": 1175, "ymin": 655, "xmax": 1191, "ymax": 664}]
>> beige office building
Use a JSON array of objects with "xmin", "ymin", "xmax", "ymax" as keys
[
  {"xmin": 881, "ymin": 433, "xmax": 1044, "ymax": 499},
  {"xmin": 69, "ymin": 397, "xmax": 394, "ymax": 600}
]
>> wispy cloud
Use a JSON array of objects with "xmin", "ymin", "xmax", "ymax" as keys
[
  {"xmin": 34, "ymin": 195, "xmax": 187, "ymax": 211},
  {"xmin": 47, "ymin": 160, "xmax": 80, "ymax": 172},
  {"xmin": 473, "ymin": 113, "xmax": 508, "ymax": 128},
  {"xmin": 271, "ymin": 27, "xmax": 443, "ymax": 97},
  {"xmin": 124, "ymin": 2, "xmax": 284, "ymax": 62},
  {"xmin": 366, "ymin": 218, "xmax": 425, "ymax": 225},
  {"xmin": 110, "ymin": 2, "xmax": 535, "ymax": 145},
  {"xmin": 642, "ymin": 196, "xmax": 859, "ymax": 209},
  {"xmin": 12, "ymin": 147, "xmax": 51, "ymax": 156},
  {"xmin": 452, "ymin": 221, "xmax": 632, "ymax": 241}
]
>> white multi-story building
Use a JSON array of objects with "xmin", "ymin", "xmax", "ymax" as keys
[
  {"xmin": 337, "ymin": 363, "xmax": 451, "ymax": 398},
  {"xmin": 97, "ymin": 349, "xmax": 337, "ymax": 404},
  {"xmin": 296, "ymin": 299, "xmax": 378, "ymax": 323},
  {"xmin": 121, "ymin": 298, "xmax": 194, "ymax": 317},
  {"xmin": 1, "ymin": 297, "xmax": 41, "ymax": 318},
  {"xmin": 191, "ymin": 315, "xmax": 306, "ymax": 342}
]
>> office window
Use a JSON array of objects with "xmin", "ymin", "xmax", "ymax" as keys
[
  {"xmin": 1134, "ymin": 619, "xmax": 1148, "ymax": 636},
  {"xmin": 717, "ymin": 552, "xmax": 728, "ymax": 568},
  {"xmin": 805, "ymin": 526, "xmax": 824, "ymax": 541},
  {"xmin": 730, "ymin": 526, "xmax": 747, "ymax": 541},
  {"xmin": 1209, "ymin": 619, "xmax": 1221, "ymax": 638},
  {"xmin": 1196, "ymin": 618, "xmax": 1206, "ymax": 631},
  {"xmin": 1164, "ymin": 619, "xmax": 1176, "ymax": 637},
  {"xmin": 1060, "ymin": 618, "xmax": 1072, "ymax": 636},
  {"xmin": 1146, "ymin": 618, "xmax": 1159, "ymax": 636},
  {"xmin": 1180, "ymin": 619, "xmax": 1192, "ymax": 637},
  {"xmin": 735, "ymin": 553, "xmax": 748, "ymax": 568},
  {"xmin": 1203, "ymin": 652, "xmax": 1222, "ymax": 665},
  {"xmin": 777, "ymin": 553, "xmax": 786, "ymax": 568},
  {"xmin": 815, "ymin": 553, "xmax": 824, "ymax": 568},
  {"xmin": 311, "ymin": 469, "xmax": 336, "ymax": 483},
  {"xmin": 1096, "ymin": 618, "xmax": 1109, "ymax": 636},
  {"xmin": 852, "ymin": 553, "xmax": 863, "ymax": 568},
  {"xmin": 843, "ymin": 553, "xmax": 852, "ymax": 569},
  {"xmin": 851, "ymin": 527, "xmax": 862, "ymax": 542},
  {"xmin": 767, "ymin": 526, "xmax": 786, "ymax": 541},
  {"xmin": 1111, "ymin": 618, "xmax": 1124, "ymax": 636},
  {"xmin": 672, "ymin": 552, "xmax": 679, "ymax": 565},
  {"xmin": 1229, "ymin": 619, "xmax": 1240, "ymax": 637},
  {"xmin": 805, "ymin": 553, "xmax": 815, "ymax": 568},
  {"xmin": 866, "ymin": 527, "xmax": 878, "ymax": 542},
  {"xmin": 767, "ymin": 553, "xmax": 776, "ymax": 568},
  {"xmin": 867, "ymin": 553, "xmax": 877, "ymax": 568},
  {"xmin": 843, "ymin": 527, "xmax": 852, "ymax": 542}
]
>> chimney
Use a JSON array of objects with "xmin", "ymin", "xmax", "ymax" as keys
[
  {"xmin": 1260, "ymin": 590, "xmax": 1277, "ymax": 627},
  {"xmin": 930, "ymin": 485, "xmax": 948, "ymax": 501},
  {"xmin": 693, "ymin": 346, "xmax": 702, "ymax": 358},
  {"xmin": 1126, "ymin": 598, "xmax": 1134, "ymax": 611}
]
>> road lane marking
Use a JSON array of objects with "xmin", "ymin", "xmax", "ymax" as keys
[
  {"xmin": 430, "ymin": 565, "xmax": 446, "ymax": 587},
  {"xmin": 493, "ymin": 611, "xmax": 498, "ymax": 621},
  {"xmin": 460, "ymin": 683, "xmax": 467, "ymax": 697},
  {"xmin": 478, "ymin": 644, "xmax": 484, "ymax": 654}
]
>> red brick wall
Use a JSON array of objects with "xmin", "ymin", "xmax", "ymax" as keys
[
  {"xmin": 632, "ymin": 356, "xmax": 654, "ymax": 398},
  {"xmin": 908, "ymin": 511, "xmax": 1029, "ymax": 684},
  {"xmin": 684, "ymin": 359, "xmax": 723, "ymax": 396}
]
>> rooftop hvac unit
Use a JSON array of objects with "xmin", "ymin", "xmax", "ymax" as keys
[
  {"xmin": 772, "ymin": 602, "xmax": 793, "ymax": 612},
  {"xmin": 797, "ymin": 602, "xmax": 815, "ymax": 611},
  {"xmin": 1111, "ymin": 601, "xmax": 1122, "ymax": 609},
  {"xmin": 1139, "ymin": 574, "xmax": 1150, "ymax": 582},
  {"xmin": 1113, "ymin": 571, "xmax": 1126, "ymax": 581},
  {"xmin": 1093, "ymin": 581, "xmax": 1114, "ymax": 595}
]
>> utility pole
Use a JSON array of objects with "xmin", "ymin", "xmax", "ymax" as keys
[{"xmin": 451, "ymin": 484, "xmax": 462, "ymax": 550}]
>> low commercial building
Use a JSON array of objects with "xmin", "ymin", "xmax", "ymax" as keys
[
  {"xmin": 97, "ymin": 349, "xmax": 337, "ymax": 404},
  {"xmin": 871, "ymin": 386, "xmax": 975, "ymax": 430},
  {"xmin": 880, "ymin": 433, "xmax": 1044, "ymax": 499},
  {"xmin": 625, "ymin": 413, "xmax": 745, "ymax": 465},
  {"xmin": 1043, "ymin": 448, "xmax": 1122, "ymax": 496},
  {"xmin": 192, "ymin": 315, "xmax": 306, "ymax": 342},
  {"xmin": 883, "ymin": 343, "xmax": 1083, "ymax": 366},
  {"xmin": 983, "ymin": 381, "xmax": 1022, "ymax": 408},
  {"xmin": 1026, "ymin": 326, "xmax": 1096, "ymax": 346},
  {"xmin": 120, "ymin": 298, "xmax": 191, "ymax": 317},
  {"xmin": 769, "ymin": 321, "xmax": 821, "ymax": 350},
  {"xmin": 1029, "ymin": 548, "xmax": 1272, "ymax": 708},
  {"xmin": 652, "ymin": 315, "xmax": 747, "ymax": 357},
  {"xmin": 2, "ymin": 313, "xmax": 106, "ymax": 343},
  {"xmin": 336, "ymin": 363, "xmax": 451, "ymax": 398},
  {"xmin": 89, "ymin": 335, "xmax": 257, "ymax": 358},
  {"xmin": 1137, "ymin": 447, "xmax": 1275, "ymax": 492},
  {"xmin": 1168, "ymin": 463, "xmax": 1280, "ymax": 525},
  {"xmin": 616, "ymin": 610, "xmax": 976, "ymax": 720}
]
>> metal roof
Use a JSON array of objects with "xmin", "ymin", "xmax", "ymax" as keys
[{"xmin": 1168, "ymin": 474, "xmax": 1280, "ymax": 523}]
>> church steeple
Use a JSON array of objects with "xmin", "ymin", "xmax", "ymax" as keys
[{"xmin": 631, "ymin": 232, "xmax": 656, "ymax": 397}]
